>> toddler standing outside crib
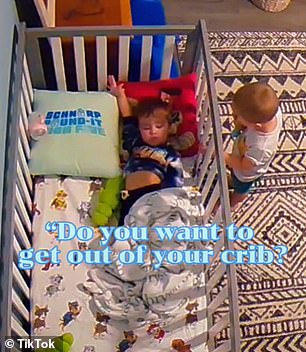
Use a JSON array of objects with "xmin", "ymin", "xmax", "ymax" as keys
[
  {"xmin": 108, "ymin": 76, "xmax": 184, "ymax": 225},
  {"xmin": 224, "ymin": 82, "xmax": 282, "ymax": 209}
]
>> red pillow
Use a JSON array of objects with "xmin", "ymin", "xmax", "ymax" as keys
[{"xmin": 121, "ymin": 74, "xmax": 199, "ymax": 157}]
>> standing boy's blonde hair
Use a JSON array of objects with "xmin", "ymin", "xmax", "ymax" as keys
[{"xmin": 232, "ymin": 82, "xmax": 279, "ymax": 124}]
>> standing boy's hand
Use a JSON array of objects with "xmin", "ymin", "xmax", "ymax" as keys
[
  {"xmin": 232, "ymin": 113, "xmax": 246, "ymax": 131},
  {"xmin": 224, "ymin": 152, "xmax": 232, "ymax": 167}
]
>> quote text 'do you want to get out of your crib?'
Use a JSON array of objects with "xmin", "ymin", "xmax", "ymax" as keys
[{"xmin": 17, "ymin": 222, "xmax": 289, "ymax": 270}]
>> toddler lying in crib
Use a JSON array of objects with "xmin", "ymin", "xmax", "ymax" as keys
[
  {"xmin": 224, "ymin": 82, "xmax": 282, "ymax": 209},
  {"xmin": 108, "ymin": 76, "xmax": 184, "ymax": 225}
]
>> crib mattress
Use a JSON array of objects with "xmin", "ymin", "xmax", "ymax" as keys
[{"xmin": 31, "ymin": 177, "xmax": 208, "ymax": 352}]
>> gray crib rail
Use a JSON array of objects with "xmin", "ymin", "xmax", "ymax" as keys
[
  {"xmin": 0, "ymin": 21, "xmax": 241, "ymax": 352},
  {"xmin": 183, "ymin": 21, "xmax": 241, "ymax": 351},
  {"xmin": 0, "ymin": 22, "xmax": 31, "ymax": 349}
]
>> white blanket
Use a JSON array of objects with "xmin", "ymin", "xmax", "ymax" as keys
[{"xmin": 84, "ymin": 188, "xmax": 208, "ymax": 351}]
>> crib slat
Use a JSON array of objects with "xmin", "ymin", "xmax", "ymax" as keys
[
  {"xmin": 20, "ymin": 95, "xmax": 30, "ymax": 132},
  {"xmin": 11, "ymin": 315, "xmax": 28, "ymax": 337},
  {"xmin": 195, "ymin": 118, "xmax": 212, "ymax": 175},
  {"xmin": 161, "ymin": 36, "xmax": 175, "ymax": 79},
  {"xmin": 12, "ymin": 289, "xmax": 29, "ymax": 323},
  {"xmin": 197, "ymin": 138, "xmax": 214, "ymax": 186},
  {"xmin": 50, "ymin": 37, "xmax": 67, "ymax": 91},
  {"xmin": 209, "ymin": 313, "xmax": 230, "ymax": 342},
  {"xmin": 47, "ymin": 0, "xmax": 56, "ymax": 27},
  {"xmin": 205, "ymin": 235, "xmax": 224, "ymax": 274},
  {"xmin": 197, "ymin": 74, "xmax": 207, "ymax": 112},
  {"xmin": 13, "ymin": 263, "xmax": 30, "ymax": 299},
  {"xmin": 212, "ymin": 341, "xmax": 231, "ymax": 352},
  {"xmin": 198, "ymin": 100, "xmax": 211, "ymax": 140},
  {"xmin": 197, "ymin": 83, "xmax": 207, "ymax": 119},
  {"xmin": 208, "ymin": 285, "xmax": 228, "ymax": 315},
  {"xmin": 202, "ymin": 99, "xmax": 210, "ymax": 128},
  {"xmin": 23, "ymin": 56, "xmax": 34, "ymax": 102},
  {"xmin": 14, "ymin": 235, "xmax": 23, "ymax": 254},
  {"xmin": 96, "ymin": 36, "xmax": 107, "ymax": 91},
  {"xmin": 22, "ymin": 76, "xmax": 32, "ymax": 118},
  {"xmin": 201, "ymin": 161, "xmax": 217, "ymax": 202},
  {"xmin": 13, "ymin": 236, "xmax": 30, "ymax": 278},
  {"xmin": 16, "ymin": 186, "xmax": 31, "ymax": 234},
  {"xmin": 196, "ymin": 54, "xmax": 204, "ymax": 86},
  {"xmin": 14, "ymin": 210, "xmax": 31, "ymax": 250},
  {"xmin": 206, "ymin": 262, "xmax": 226, "ymax": 294},
  {"xmin": 18, "ymin": 139, "xmax": 32, "ymax": 190},
  {"xmin": 19, "ymin": 119, "xmax": 30, "ymax": 160},
  {"xmin": 202, "ymin": 184, "xmax": 219, "ymax": 224},
  {"xmin": 196, "ymin": 56, "xmax": 205, "ymax": 98},
  {"xmin": 140, "ymin": 36, "xmax": 153, "ymax": 81},
  {"xmin": 34, "ymin": 0, "xmax": 50, "ymax": 27},
  {"xmin": 73, "ymin": 36, "xmax": 87, "ymax": 91},
  {"xmin": 17, "ymin": 162, "xmax": 32, "ymax": 210},
  {"xmin": 119, "ymin": 36, "xmax": 130, "ymax": 82}
]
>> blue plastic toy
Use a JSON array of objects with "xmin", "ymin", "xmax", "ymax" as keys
[{"xmin": 129, "ymin": 0, "xmax": 179, "ymax": 81}]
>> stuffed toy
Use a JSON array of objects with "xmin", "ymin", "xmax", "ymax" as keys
[
  {"xmin": 167, "ymin": 111, "xmax": 196, "ymax": 152},
  {"xmin": 92, "ymin": 176, "xmax": 123, "ymax": 226},
  {"xmin": 121, "ymin": 73, "xmax": 199, "ymax": 156},
  {"xmin": 28, "ymin": 112, "xmax": 48, "ymax": 141}
]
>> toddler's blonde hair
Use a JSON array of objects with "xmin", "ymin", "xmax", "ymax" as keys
[{"xmin": 233, "ymin": 82, "xmax": 279, "ymax": 123}]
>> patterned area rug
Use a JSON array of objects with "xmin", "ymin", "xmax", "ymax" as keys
[{"xmin": 208, "ymin": 32, "xmax": 306, "ymax": 351}]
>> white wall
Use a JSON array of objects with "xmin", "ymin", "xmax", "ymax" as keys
[{"xmin": 0, "ymin": 1, "xmax": 18, "ymax": 235}]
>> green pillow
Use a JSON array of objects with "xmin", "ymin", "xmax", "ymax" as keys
[{"xmin": 29, "ymin": 90, "xmax": 122, "ymax": 178}]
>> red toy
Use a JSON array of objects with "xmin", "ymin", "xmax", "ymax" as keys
[{"xmin": 121, "ymin": 74, "xmax": 199, "ymax": 157}]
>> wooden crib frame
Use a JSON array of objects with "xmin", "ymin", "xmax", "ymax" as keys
[
  {"xmin": 33, "ymin": 0, "xmax": 56, "ymax": 27},
  {"xmin": 0, "ymin": 20, "xmax": 240, "ymax": 352}
]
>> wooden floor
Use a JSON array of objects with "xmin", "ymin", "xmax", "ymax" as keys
[
  {"xmin": 16, "ymin": 0, "xmax": 306, "ymax": 32},
  {"xmin": 163, "ymin": 0, "xmax": 306, "ymax": 31}
]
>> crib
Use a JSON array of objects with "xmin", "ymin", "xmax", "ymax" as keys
[{"xmin": 0, "ymin": 20, "xmax": 240, "ymax": 352}]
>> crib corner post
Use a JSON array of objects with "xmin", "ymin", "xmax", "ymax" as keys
[
  {"xmin": 25, "ymin": 28, "xmax": 46, "ymax": 89},
  {"xmin": 198, "ymin": 19, "xmax": 241, "ymax": 352},
  {"xmin": 0, "ymin": 22, "xmax": 26, "ymax": 342},
  {"xmin": 181, "ymin": 25, "xmax": 201, "ymax": 75}
]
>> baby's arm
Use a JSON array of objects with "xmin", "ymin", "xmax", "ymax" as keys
[
  {"xmin": 108, "ymin": 75, "xmax": 132, "ymax": 117},
  {"xmin": 227, "ymin": 138, "xmax": 275, "ymax": 174},
  {"xmin": 108, "ymin": 76, "xmax": 141, "ymax": 156}
]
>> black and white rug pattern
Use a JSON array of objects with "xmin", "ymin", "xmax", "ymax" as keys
[{"xmin": 208, "ymin": 32, "xmax": 306, "ymax": 351}]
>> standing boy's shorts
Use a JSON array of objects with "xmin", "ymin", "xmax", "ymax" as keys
[{"xmin": 231, "ymin": 172, "xmax": 258, "ymax": 195}]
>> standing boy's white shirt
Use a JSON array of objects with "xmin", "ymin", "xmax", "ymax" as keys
[{"xmin": 232, "ymin": 107, "xmax": 282, "ymax": 182}]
